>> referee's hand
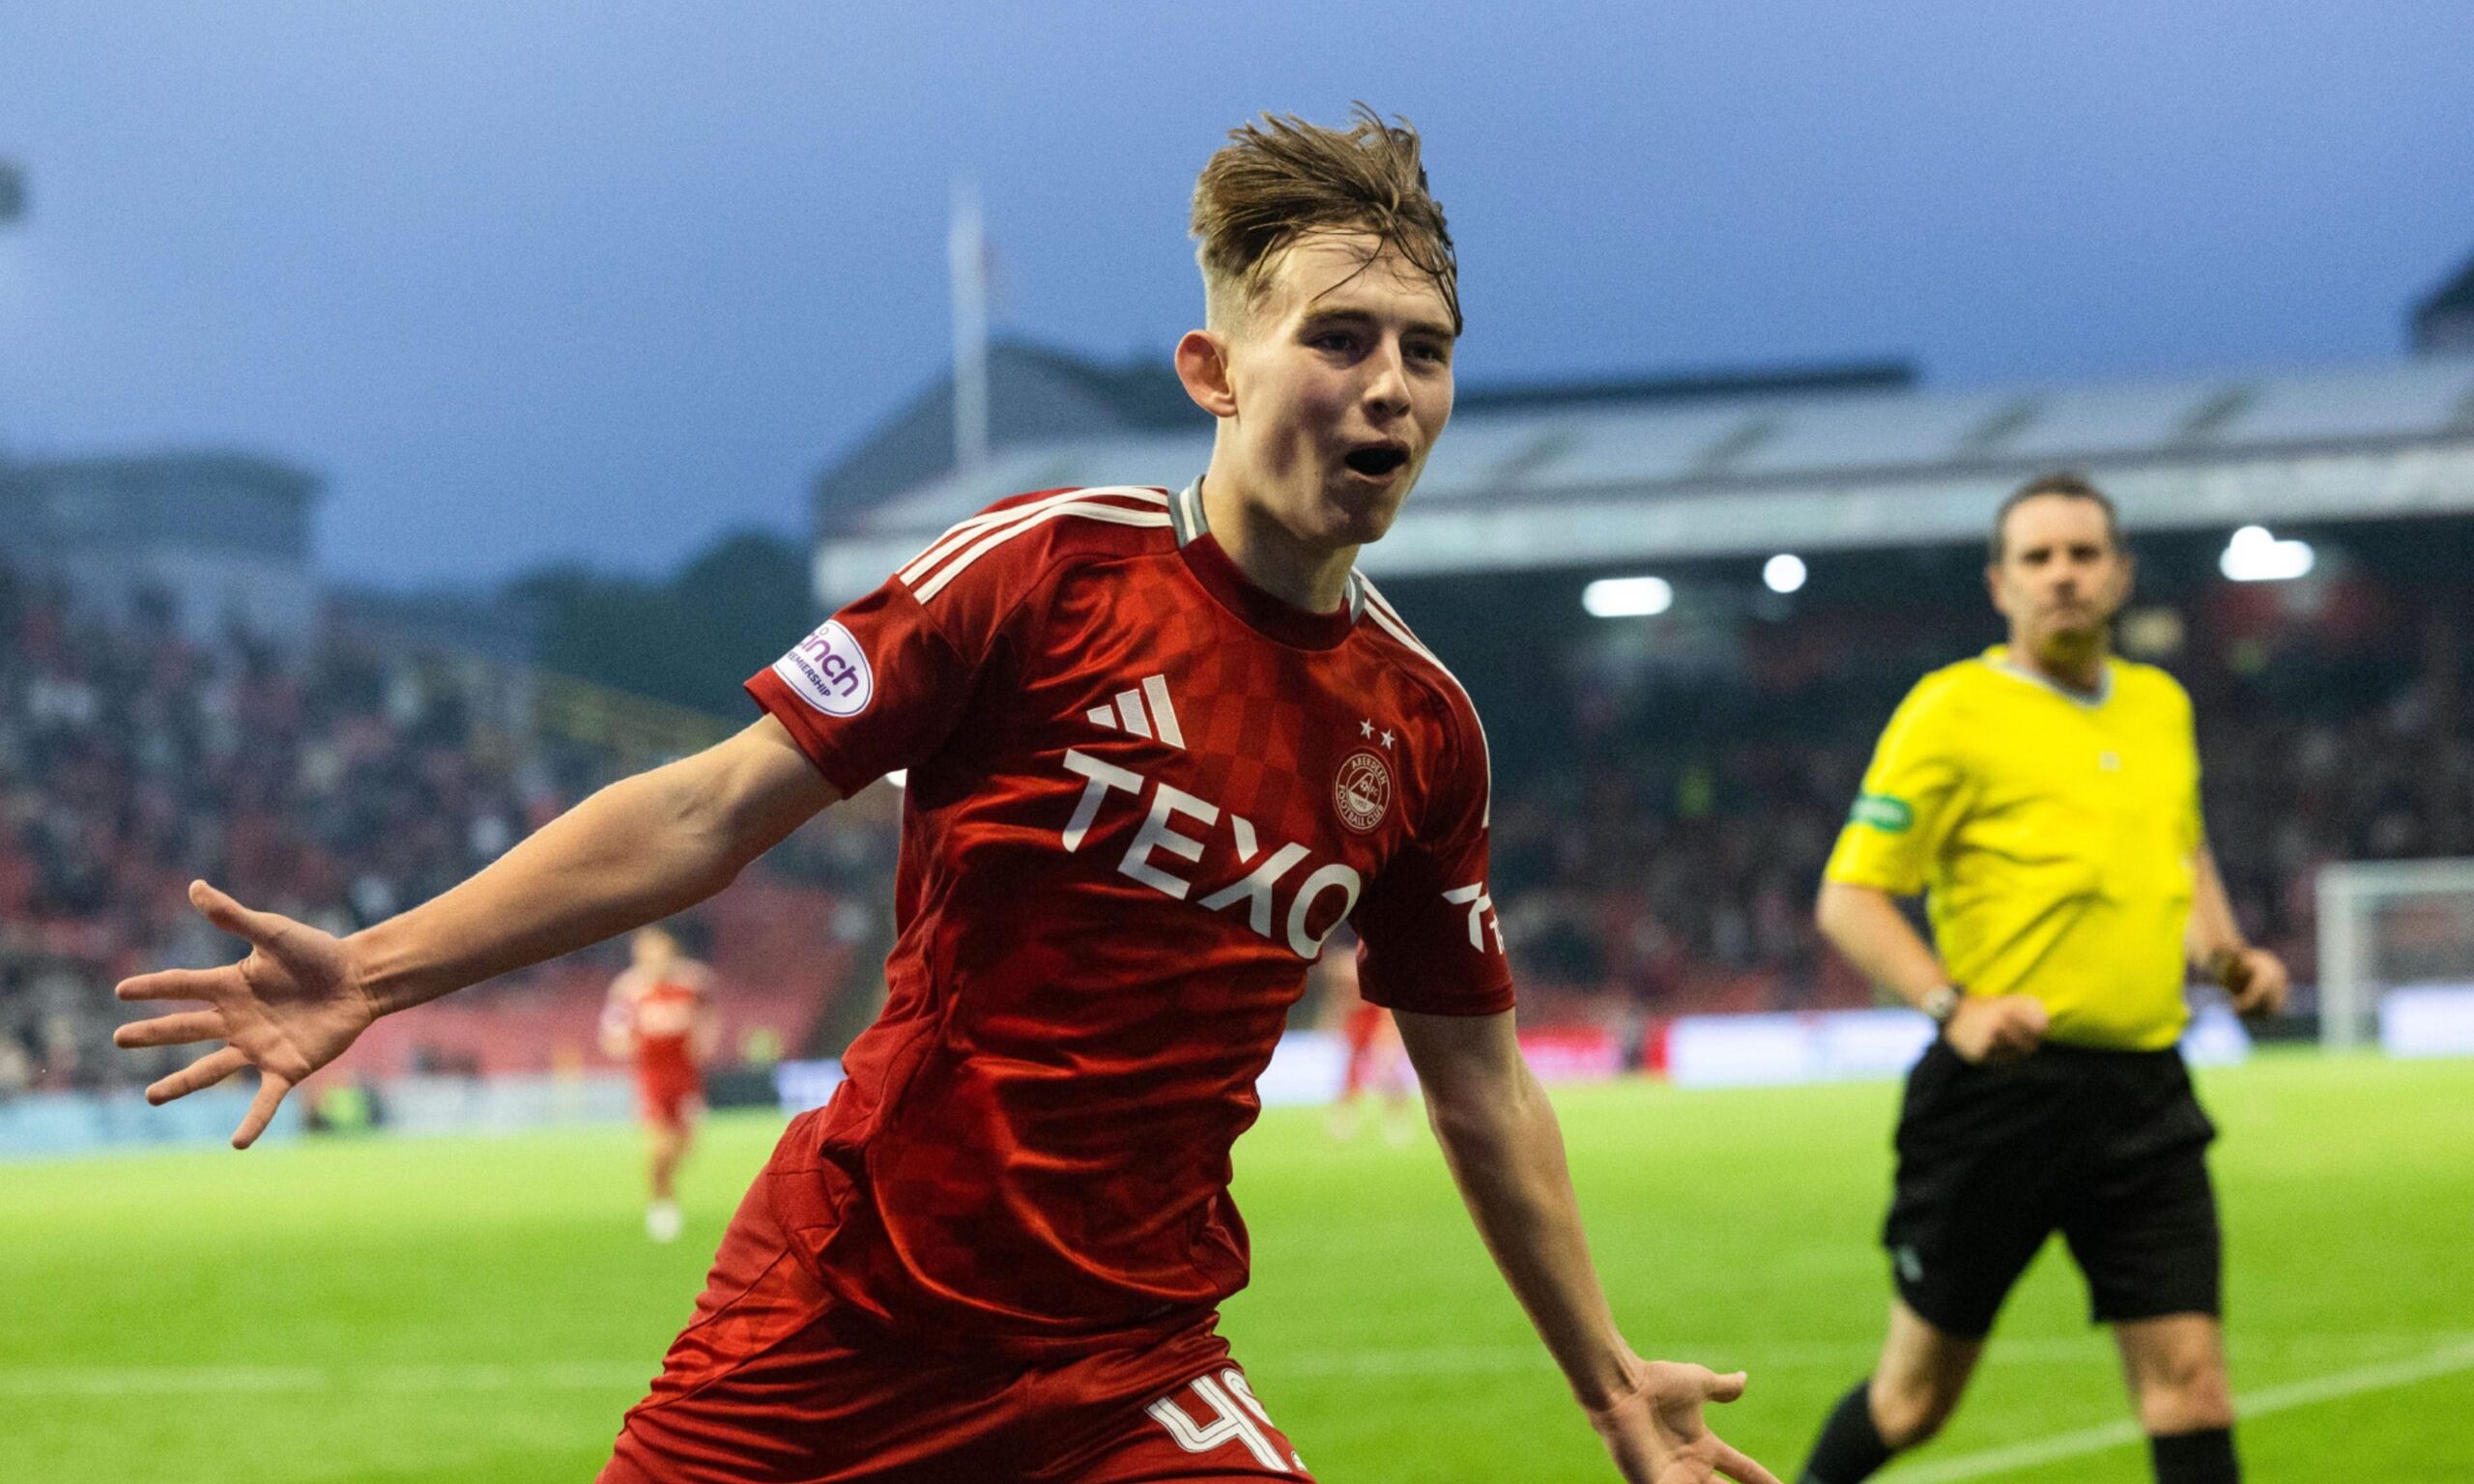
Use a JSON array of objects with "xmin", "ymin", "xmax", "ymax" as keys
[
  {"xmin": 2217, "ymin": 947, "xmax": 2291, "ymax": 1019},
  {"xmin": 1943, "ymin": 995, "xmax": 2048, "ymax": 1065}
]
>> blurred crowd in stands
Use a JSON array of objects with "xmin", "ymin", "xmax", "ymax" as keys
[
  {"xmin": 0, "ymin": 560, "xmax": 887, "ymax": 1095},
  {"xmin": 0, "ymin": 561, "xmax": 572, "ymax": 1093},
  {"xmin": 7, "ymin": 545, "xmax": 2471, "ymax": 1094},
  {"xmin": 1473, "ymin": 563, "xmax": 2474, "ymax": 1028}
]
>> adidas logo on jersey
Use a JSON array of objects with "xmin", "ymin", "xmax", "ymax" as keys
[{"xmin": 1085, "ymin": 673, "xmax": 1185, "ymax": 749}]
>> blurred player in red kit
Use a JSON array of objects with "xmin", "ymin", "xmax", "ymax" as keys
[
  {"xmin": 116, "ymin": 107, "xmax": 1779, "ymax": 1484},
  {"xmin": 1321, "ymin": 941, "xmax": 1411, "ymax": 1144},
  {"xmin": 602, "ymin": 924, "xmax": 718, "ymax": 1242}
]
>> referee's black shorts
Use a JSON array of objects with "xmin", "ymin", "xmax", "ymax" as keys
[{"xmin": 1883, "ymin": 1038, "xmax": 2221, "ymax": 1340}]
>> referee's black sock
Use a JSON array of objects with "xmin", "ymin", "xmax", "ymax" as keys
[
  {"xmin": 1798, "ymin": 1379, "xmax": 1894, "ymax": 1484},
  {"xmin": 2149, "ymin": 1426, "xmax": 2239, "ymax": 1483}
]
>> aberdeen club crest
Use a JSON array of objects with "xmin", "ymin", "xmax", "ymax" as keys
[{"xmin": 1335, "ymin": 751, "xmax": 1393, "ymax": 833}]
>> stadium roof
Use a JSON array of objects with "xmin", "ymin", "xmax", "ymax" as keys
[
  {"xmin": 810, "ymin": 337, "xmax": 1913, "ymax": 534},
  {"xmin": 2415, "ymin": 250, "xmax": 2474, "ymax": 354},
  {"xmin": 815, "ymin": 355, "xmax": 2474, "ymax": 602},
  {"xmin": 2420, "ymin": 253, "xmax": 2474, "ymax": 320},
  {"xmin": 813, "ymin": 342, "xmax": 1203, "ymax": 533},
  {"xmin": 0, "ymin": 450, "xmax": 320, "ymax": 559}
]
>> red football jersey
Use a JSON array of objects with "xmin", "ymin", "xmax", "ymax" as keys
[
  {"xmin": 746, "ymin": 483, "xmax": 1510, "ymax": 1345},
  {"xmin": 613, "ymin": 963, "xmax": 709, "ymax": 1090}
]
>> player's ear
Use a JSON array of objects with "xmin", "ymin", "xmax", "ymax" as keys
[{"xmin": 1176, "ymin": 328, "xmax": 1239, "ymax": 420}]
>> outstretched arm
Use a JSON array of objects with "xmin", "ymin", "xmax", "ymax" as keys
[
  {"xmin": 116, "ymin": 715, "xmax": 838, "ymax": 1145},
  {"xmin": 1394, "ymin": 1008, "xmax": 1780, "ymax": 1484}
]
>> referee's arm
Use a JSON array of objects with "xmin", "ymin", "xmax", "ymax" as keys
[
  {"xmin": 1816, "ymin": 883, "xmax": 2047, "ymax": 1064},
  {"xmin": 1814, "ymin": 883, "xmax": 1946, "ymax": 1007},
  {"xmin": 2185, "ymin": 842, "xmax": 2291, "ymax": 1017}
]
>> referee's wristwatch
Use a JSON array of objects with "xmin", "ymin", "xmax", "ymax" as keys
[{"xmin": 1919, "ymin": 985, "xmax": 1963, "ymax": 1026}]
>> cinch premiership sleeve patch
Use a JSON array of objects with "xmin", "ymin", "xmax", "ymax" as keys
[
  {"xmin": 771, "ymin": 619, "xmax": 874, "ymax": 718},
  {"xmin": 1825, "ymin": 675, "xmax": 1968, "ymax": 895},
  {"xmin": 1353, "ymin": 698, "xmax": 1515, "ymax": 1017},
  {"xmin": 1850, "ymin": 793, "xmax": 1913, "ymax": 833},
  {"xmin": 745, "ymin": 577, "xmax": 973, "ymax": 797}
]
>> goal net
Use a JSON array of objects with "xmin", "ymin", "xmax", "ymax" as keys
[{"xmin": 2316, "ymin": 858, "xmax": 2474, "ymax": 1053}]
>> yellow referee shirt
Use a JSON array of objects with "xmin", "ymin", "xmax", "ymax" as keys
[{"xmin": 1825, "ymin": 646, "xmax": 2202, "ymax": 1051}]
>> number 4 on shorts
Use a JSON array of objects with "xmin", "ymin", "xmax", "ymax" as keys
[{"xmin": 1146, "ymin": 1368, "xmax": 1291, "ymax": 1470}]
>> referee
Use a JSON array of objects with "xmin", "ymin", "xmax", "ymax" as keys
[{"xmin": 1795, "ymin": 473, "xmax": 2287, "ymax": 1484}]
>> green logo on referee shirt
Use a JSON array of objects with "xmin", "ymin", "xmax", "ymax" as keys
[{"xmin": 1850, "ymin": 793, "xmax": 1913, "ymax": 833}]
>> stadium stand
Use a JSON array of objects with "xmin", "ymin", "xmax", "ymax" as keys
[
  {"xmin": 13, "ymin": 523, "xmax": 2445, "ymax": 1082},
  {"xmin": 803, "ymin": 340, "xmax": 2474, "ymax": 1040},
  {"xmin": 1454, "ymin": 542, "xmax": 2474, "ymax": 1030},
  {"xmin": 0, "ymin": 555, "xmax": 879, "ymax": 1096},
  {"xmin": 0, "ymin": 452, "xmax": 322, "ymax": 645},
  {"xmin": 9, "ymin": 327, "xmax": 2471, "ymax": 1099}
]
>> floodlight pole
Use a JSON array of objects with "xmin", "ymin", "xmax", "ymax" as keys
[
  {"xmin": 948, "ymin": 175, "xmax": 990, "ymax": 475},
  {"xmin": 0, "ymin": 158, "xmax": 21, "ymax": 458}
]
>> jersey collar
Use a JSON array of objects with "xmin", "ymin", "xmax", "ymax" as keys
[
  {"xmin": 1984, "ymin": 645, "xmax": 2114, "ymax": 706},
  {"xmin": 1171, "ymin": 478, "xmax": 1364, "ymax": 650}
]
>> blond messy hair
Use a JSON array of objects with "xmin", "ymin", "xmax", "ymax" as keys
[{"xmin": 1190, "ymin": 103, "xmax": 1461, "ymax": 335}]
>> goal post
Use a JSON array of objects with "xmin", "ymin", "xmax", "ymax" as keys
[{"xmin": 2316, "ymin": 857, "xmax": 2474, "ymax": 1052}]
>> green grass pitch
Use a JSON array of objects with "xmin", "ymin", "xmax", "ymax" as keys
[{"xmin": 7, "ymin": 1051, "xmax": 2471, "ymax": 1481}]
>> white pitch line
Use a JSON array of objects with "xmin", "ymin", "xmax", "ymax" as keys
[
  {"xmin": 5, "ymin": 1333, "xmax": 2468, "ymax": 1404},
  {"xmin": 1887, "ymin": 1338, "xmax": 2474, "ymax": 1482},
  {"xmin": 0, "ymin": 1365, "xmax": 328, "ymax": 1396},
  {"xmin": 1276, "ymin": 1345, "xmax": 1543, "ymax": 1378},
  {"xmin": 1271, "ymin": 1330, "xmax": 2470, "ymax": 1380},
  {"xmin": 0, "ymin": 1363, "xmax": 649, "ymax": 1397}
]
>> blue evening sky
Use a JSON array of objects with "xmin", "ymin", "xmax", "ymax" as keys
[{"xmin": 3, "ymin": 2, "xmax": 2469, "ymax": 585}]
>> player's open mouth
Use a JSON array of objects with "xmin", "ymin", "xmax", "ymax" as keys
[{"xmin": 1341, "ymin": 443, "xmax": 1410, "ymax": 478}]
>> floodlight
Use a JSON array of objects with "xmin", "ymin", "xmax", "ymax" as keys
[
  {"xmin": 2219, "ymin": 526, "xmax": 2314, "ymax": 583},
  {"xmin": 1582, "ymin": 576, "xmax": 1674, "ymax": 618}
]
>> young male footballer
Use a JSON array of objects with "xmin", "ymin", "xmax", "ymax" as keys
[
  {"xmin": 601, "ymin": 923, "xmax": 719, "ymax": 1242},
  {"xmin": 120, "ymin": 107, "xmax": 1778, "ymax": 1484}
]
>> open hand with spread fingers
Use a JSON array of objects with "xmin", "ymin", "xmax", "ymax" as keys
[
  {"xmin": 113, "ymin": 879, "xmax": 379, "ymax": 1148},
  {"xmin": 1589, "ymin": 1358, "xmax": 1784, "ymax": 1484}
]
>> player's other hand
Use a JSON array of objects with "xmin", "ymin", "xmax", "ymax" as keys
[
  {"xmin": 1587, "ymin": 1358, "xmax": 1782, "ymax": 1484},
  {"xmin": 113, "ymin": 879, "xmax": 379, "ymax": 1149},
  {"xmin": 1943, "ymin": 994, "xmax": 2048, "ymax": 1065},
  {"xmin": 2217, "ymin": 947, "xmax": 2290, "ymax": 1018}
]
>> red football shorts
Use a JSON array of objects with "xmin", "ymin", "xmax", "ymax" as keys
[
  {"xmin": 599, "ymin": 1114, "xmax": 1314, "ymax": 1483},
  {"xmin": 639, "ymin": 1072, "xmax": 702, "ymax": 1132}
]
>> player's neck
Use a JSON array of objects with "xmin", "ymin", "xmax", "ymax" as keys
[
  {"xmin": 1196, "ymin": 471, "xmax": 1357, "ymax": 614},
  {"xmin": 2009, "ymin": 631, "xmax": 2111, "ymax": 696}
]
